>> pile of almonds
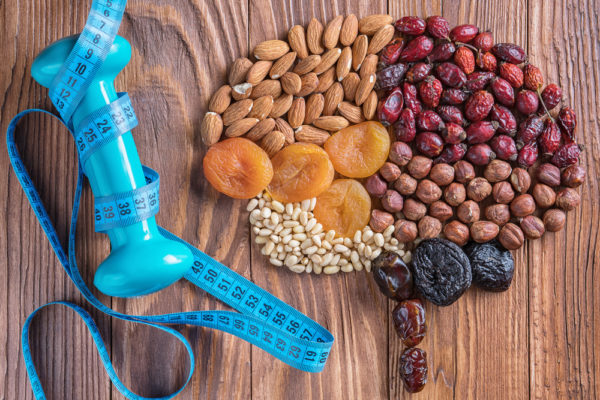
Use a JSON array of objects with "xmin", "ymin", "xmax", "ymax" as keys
[{"xmin": 200, "ymin": 14, "xmax": 397, "ymax": 155}]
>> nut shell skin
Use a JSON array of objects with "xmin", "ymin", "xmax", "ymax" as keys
[
  {"xmin": 457, "ymin": 200, "xmax": 480, "ymax": 224},
  {"xmin": 470, "ymin": 221, "xmax": 500, "ymax": 243},
  {"xmin": 498, "ymin": 223, "xmax": 525, "ymax": 250},
  {"xmin": 561, "ymin": 165, "xmax": 586, "ymax": 188},
  {"xmin": 555, "ymin": 188, "xmax": 581, "ymax": 211},
  {"xmin": 464, "ymin": 240, "xmax": 515, "ymax": 291},
  {"xmin": 395, "ymin": 173, "xmax": 418, "ymax": 196},
  {"xmin": 520, "ymin": 215, "xmax": 545, "ymax": 239},
  {"xmin": 510, "ymin": 194, "xmax": 536, "ymax": 217},
  {"xmin": 485, "ymin": 204, "xmax": 511, "ymax": 226},
  {"xmin": 443, "ymin": 220, "xmax": 470, "ymax": 246},
  {"xmin": 510, "ymin": 168, "xmax": 531, "ymax": 193},
  {"xmin": 543, "ymin": 209, "xmax": 566, "ymax": 232},
  {"xmin": 444, "ymin": 182, "xmax": 467, "ymax": 206},
  {"xmin": 418, "ymin": 216, "xmax": 442, "ymax": 239},
  {"xmin": 394, "ymin": 219, "xmax": 419, "ymax": 243},
  {"xmin": 532, "ymin": 183, "xmax": 556, "ymax": 208},
  {"xmin": 492, "ymin": 181, "xmax": 515, "ymax": 204}
]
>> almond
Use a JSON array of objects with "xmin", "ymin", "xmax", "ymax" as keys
[
  {"xmin": 251, "ymin": 79, "xmax": 281, "ymax": 99},
  {"xmin": 269, "ymin": 52, "xmax": 297, "ymax": 79},
  {"xmin": 275, "ymin": 118, "xmax": 295, "ymax": 145},
  {"xmin": 261, "ymin": 130, "xmax": 285, "ymax": 156},
  {"xmin": 323, "ymin": 15, "xmax": 343, "ymax": 49},
  {"xmin": 352, "ymin": 35, "xmax": 368, "ymax": 71},
  {"xmin": 288, "ymin": 97, "xmax": 306, "ymax": 129},
  {"xmin": 313, "ymin": 115, "xmax": 349, "ymax": 131},
  {"xmin": 254, "ymin": 40, "xmax": 290, "ymax": 61},
  {"xmin": 280, "ymin": 72, "xmax": 302, "ymax": 95},
  {"xmin": 367, "ymin": 24, "xmax": 394, "ymax": 55},
  {"xmin": 362, "ymin": 90, "xmax": 378, "ymax": 120},
  {"xmin": 337, "ymin": 101, "xmax": 365, "ymax": 124},
  {"xmin": 208, "ymin": 85, "xmax": 232, "ymax": 114},
  {"xmin": 246, "ymin": 117, "xmax": 275, "ymax": 141},
  {"xmin": 359, "ymin": 54, "xmax": 378, "ymax": 79},
  {"xmin": 295, "ymin": 125, "xmax": 330, "ymax": 145},
  {"xmin": 248, "ymin": 95, "xmax": 274, "ymax": 120},
  {"xmin": 247, "ymin": 61, "xmax": 273, "ymax": 85},
  {"xmin": 225, "ymin": 117, "xmax": 259, "ymax": 137},
  {"xmin": 304, "ymin": 93, "xmax": 325, "ymax": 124},
  {"xmin": 342, "ymin": 72, "xmax": 360, "ymax": 102},
  {"xmin": 323, "ymin": 82, "xmax": 344, "ymax": 116},
  {"xmin": 358, "ymin": 14, "xmax": 393, "ymax": 35},
  {"xmin": 222, "ymin": 99, "xmax": 253, "ymax": 125},
  {"xmin": 340, "ymin": 14, "xmax": 359, "ymax": 46},
  {"xmin": 355, "ymin": 74, "xmax": 376, "ymax": 105},
  {"xmin": 231, "ymin": 82, "xmax": 253, "ymax": 100},
  {"xmin": 229, "ymin": 57, "xmax": 253, "ymax": 86},
  {"xmin": 307, "ymin": 18, "xmax": 325, "ymax": 55},
  {"xmin": 270, "ymin": 94, "xmax": 293, "ymax": 118},
  {"xmin": 200, "ymin": 112, "xmax": 223, "ymax": 146},
  {"xmin": 297, "ymin": 72, "xmax": 319, "ymax": 97},
  {"xmin": 336, "ymin": 46, "xmax": 352, "ymax": 81},
  {"xmin": 314, "ymin": 67, "xmax": 335, "ymax": 93},
  {"xmin": 293, "ymin": 54, "xmax": 322, "ymax": 75},
  {"xmin": 313, "ymin": 48, "xmax": 342, "ymax": 75},
  {"xmin": 288, "ymin": 25, "xmax": 309, "ymax": 59}
]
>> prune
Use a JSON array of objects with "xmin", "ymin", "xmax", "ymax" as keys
[
  {"xmin": 392, "ymin": 299, "xmax": 426, "ymax": 347},
  {"xmin": 399, "ymin": 348, "xmax": 428, "ymax": 393},
  {"xmin": 412, "ymin": 238, "xmax": 472, "ymax": 306},
  {"xmin": 372, "ymin": 251, "xmax": 414, "ymax": 301},
  {"xmin": 463, "ymin": 240, "xmax": 514, "ymax": 292},
  {"xmin": 376, "ymin": 63, "xmax": 409, "ymax": 91}
]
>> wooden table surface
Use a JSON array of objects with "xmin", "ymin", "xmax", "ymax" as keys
[{"xmin": 1, "ymin": 0, "xmax": 599, "ymax": 399}]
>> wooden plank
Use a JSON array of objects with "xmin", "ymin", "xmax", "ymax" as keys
[
  {"xmin": 527, "ymin": 1, "xmax": 600, "ymax": 398},
  {"xmin": 247, "ymin": 1, "xmax": 390, "ymax": 399}
]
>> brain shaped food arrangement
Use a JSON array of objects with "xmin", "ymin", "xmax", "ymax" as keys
[{"xmin": 200, "ymin": 14, "xmax": 586, "ymax": 393}]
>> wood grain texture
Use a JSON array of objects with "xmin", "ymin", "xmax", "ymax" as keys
[{"xmin": 0, "ymin": 1, "xmax": 598, "ymax": 399}]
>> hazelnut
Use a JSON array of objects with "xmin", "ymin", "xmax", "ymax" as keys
[
  {"xmin": 429, "ymin": 163, "xmax": 455, "ymax": 186},
  {"xmin": 382, "ymin": 190, "xmax": 404, "ymax": 213},
  {"xmin": 498, "ymin": 222, "xmax": 525, "ymax": 250},
  {"xmin": 443, "ymin": 220, "xmax": 470, "ymax": 246},
  {"xmin": 470, "ymin": 221, "xmax": 500, "ymax": 243},
  {"xmin": 369, "ymin": 209, "xmax": 394, "ymax": 232},
  {"xmin": 532, "ymin": 183, "xmax": 556, "ymax": 208},
  {"xmin": 454, "ymin": 160, "xmax": 475, "ymax": 183},
  {"xmin": 485, "ymin": 204, "xmax": 511, "ymax": 226},
  {"xmin": 403, "ymin": 198, "xmax": 427, "ymax": 221},
  {"xmin": 418, "ymin": 216, "xmax": 442, "ymax": 239},
  {"xmin": 444, "ymin": 182, "xmax": 466, "ymax": 206},
  {"xmin": 407, "ymin": 155, "xmax": 433, "ymax": 179},
  {"xmin": 510, "ymin": 194, "xmax": 536, "ymax": 217},
  {"xmin": 543, "ymin": 209, "xmax": 566, "ymax": 232},
  {"xmin": 510, "ymin": 167, "xmax": 531, "ymax": 193},
  {"xmin": 520, "ymin": 215, "xmax": 545, "ymax": 239},
  {"xmin": 484, "ymin": 160, "xmax": 512, "ymax": 182},
  {"xmin": 365, "ymin": 173, "xmax": 387, "ymax": 198},
  {"xmin": 457, "ymin": 200, "xmax": 480, "ymax": 223},
  {"xmin": 536, "ymin": 163, "xmax": 561, "ymax": 187},
  {"xmin": 561, "ymin": 165, "xmax": 586, "ymax": 188},
  {"xmin": 394, "ymin": 219, "xmax": 418, "ymax": 243},
  {"xmin": 467, "ymin": 177, "xmax": 492, "ymax": 202},
  {"xmin": 415, "ymin": 179, "xmax": 442, "ymax": 204},
  {"xmin": 394, "ymin": 173, "xmax": 417, "ymax": 196},
  {"xmin": 428, "ymin": 201, "xmax": 453, "ymax": 222},
  {"xmin": 389, "ymin": 141, "xmax": 413, "ymax": 166},
  {"xmin": 492, "ymin": 181, "xmax": 515, "ymax": 204},
  {"xmin": 380, "ymin": 162, "xmax": 402, "ymax": 182},
  {"xmin": 555, "ymin": 188, "xmax": 581, "ymax": 211}
]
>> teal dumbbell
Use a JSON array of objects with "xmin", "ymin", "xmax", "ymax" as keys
[{"xmin": 31, "ymin": 35, "xmax": 193, "ymax": 297}]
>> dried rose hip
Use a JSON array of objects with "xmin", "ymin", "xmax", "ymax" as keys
[
  {"xmin": 465, "ymin": 71, "xmax": 495, "ymax": 91},
  {"xmin": 442, "ymin": 122, "xmax": 466, "ymax": 144},
  {"xmin": 517, "ymin": 141, "xmax": 539, "ymax": 167},
  {"xmin": 427, "ymin": 42, "xmax": 456, "ymax": 62},
  {"xmin": 551, "ymin": 142, "xmax": 581, "ymax": 167},
  {"xmin": 454, "ymin": 46, "xmax": 475, "ymax": 74},
  {"xmin": 395, "ymin": 16, "xmax": 427, "ymax": 35},
  {"xmin": 404, "ymin": 82, "xmax": 423, "ymax": 114},
  {"xmin": 434, "ymin": 143, "xmax": 467, "ymax": 164},
  {"xmin": 417, "ymin": 110, "xmax": 445, "ymax": 132},
  {"xmin": 499, "ymin": 62, "xmax": 524, "ymax": 88},
  {"xmin": 523, "ymin": 64, "xmax": 544, "ymax": 90},
  {"xmin": 516, "ymin": 90, "xmax": 539, "ymax": 115},
  {"xmin": 477, "ymin": 51, "xmax": 498, "ymax": 72},
  {"xmin": 466, "ymin": 143, "xmax": 496, "ymax": 165},
  {"xmin": 490, "ymin": 77, "xmax": 515, "ymax": 106},
  {"xmin": 465, "ymin": 90, "xmax": 494, "ymax": 121},
  {"xmin": 516, "ymin": 115, "xmax": 544, "ymax": 146},
  {"xmin": 416, "ymin": 131, "xmax": 444, "ymax": 157},
  {"xmin": 400, "ymin": 348, "xmax": 428, "ymax": 393},
  {"xmin": 473, "ymin": 31, "xmax": 494, "ymax": 51},
  {"xmin": 557, "ymin": 106, "xmax": 577, "ymax": 140},
  {"xmin": 538, "ymin": 119, "xmax": 561, "ymax": 156},
  {"xmin": 426, "ymin": 15, "xmax": 450, "ymax": 38},
  {"xmin": 490, "ymin": 134, "xmax": 518, "ymax": 161},
  {"xmin": 450, "ymin": 24, "xmax": 479, "ymax": 42},
  {"xmin": 406, "ymin": 62, "xmax": 432, "ymax": 83},
  {"xmin": 490, "ymin": 104, "xmax": 518, "ymax": 135},
  {"xmin": 466, "ymin": 120, "xmax": 498, "ymax": 144},
  {"xmin": 380, "ymin": 37, "xmax": 405, "ymax": 65},
  {"xmin": 436, "ymin": 62, "xmax": 467, "ymax": 88},
  {"xmin": 400, "ymin": 35, "xmax": 434, "ymax": 62},
  {"xmin": 393, "ymin": 108, "xmax": 417, "ymax": 142},
  {"xmin": 464, "ymin": 240, "xmax": 515, "ymax": 292},
  {"xmin": 418, "ymin": 76, "xmax": 443, "ymax": 108},
  {"xmin": 372, "ymin": 251, "xmax": 414, "ymax": 301},
  {"xmin": 441, "ymin": 88, "xmax": 469, "ymax": 105},
  {"xmin": 376, "ymin": 63, "xmax": 409, "ymax": 91},
  {"xmin": 492, "ymin": 42, "xmax": 527, "ymax": 64},
  {"xmin": 540, "ymin": 83, "xmax": 562, "ymax": 111},
  {"xmin": 437, "ymin": 105, "xmax": 464, "ymax": 125},
  {"xmin": 377, "ymin": 87, "xmax": 404, "ymax": 126},
  {"xmin": 392, "ymin": 299, "xmax": 426, "ymax": 347}
]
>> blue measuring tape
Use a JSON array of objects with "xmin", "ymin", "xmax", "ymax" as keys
[{"xmin": 7, "ymin": 1, "xmax": 334, "ymax": 399}]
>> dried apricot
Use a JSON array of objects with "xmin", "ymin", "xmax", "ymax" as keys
[
  {"xmin": 203, "ymin": 138, "xmax": 273, "ymax": 199},
  {"xmin": 268, "ymin": 143, "xmax": 334, "ymax": 203},
  {"xmin": 324, "ymin": 121, "xmax": 391, "ymax": 178},
  {"xmin": 313, "ymin": 179, "xmax": 371, "ymax": 237}
]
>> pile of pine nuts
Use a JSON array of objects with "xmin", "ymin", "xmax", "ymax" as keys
[{"xmin": 248, "ymin": 191, "xmax": 412, "ymax": 274}]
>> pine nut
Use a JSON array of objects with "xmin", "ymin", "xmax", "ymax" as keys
[
  {"xmin": 311, "ymin": 223, "xmax": 323, "ymax": 234},
  {"xmin": 247, "ymin": 198, "xmax": 259, "ymax": 211},
  {"xmin": 301, "ymin": 199, "xmax": 311, "ymax": 211},
  {"xmin": 313, "ymin": 264, "xmax": 323, "ymax": 274},
  {"xmin": 299, "ymin": 211, "xmax": 308, "ymax": 225},
  {"xmin": 334, "ymin": 243, "xmax": 349, "ymax": 252},
  {"xmin": 270, "ymin": 258, "xmax": 283, "ymax": 267},
  {"xmin": 301, "ymin": 239, "xmax": 313, "ymax": 249},
  {"xmin": 305, "ymin": 246, "xmax": 318, "ymax": 255},
  {"xmin": 305, "ymin": 218, "xmax": 317, "ymax": 232},
  {"xmin": 264, "ymin": 241, "xmax": 275, "ymax": 255},
  {"xmin": 312, "ymin": 235, "xmax": 322, "ymax": 247},
  {"xmin": 373, "ymin": 233, "xmax": 384, "ymax": 247},
  {"xmin": 353, "ymin": 230, "xmax": 362, "ymax": 243},
  {"xmin": 322, "ymin": 240, "xmax": 332, "ymax": 250},
  {"xmin": 283, "ymin": 220, "xmax": 299, "ymax": 228},
  {"xmin": 292, "ymin": 207, "xmax": 302, "ymax": 220},
  {"xmin": 325, "ymin": 230, "xmax": 335, "ymax": 241},
  {"xmin": 292, "ymin": 225, "xmax": 305, "ymax": 233},
  {"xmin": 292, "ymin": 233, "xmax": 307, "ymax": 241},
  {"xmin": 309, "ymin": 198, "xmax": 317, "ymax": 210},
  {"xmin": 324, "ymin": 266, "xmax": 340, "ymax": 274},
  {"xmin": 290, "ymin": 264, "xmax": 306, "ymax": 273},
  {"xmin": 255, "ymin": 236, "xmax": 268, "ymax": 244},
  {"xmin": 341, "ymin": 264, "xmax": 354, "ymax": 273},
  {"xmin": 362, "ymin": 229, "xmax": 373, "ymax": 243},
  {"xmin": 272, "ymin": 200, "xmax": 285, "ymax": 213},
  {"xmin": 285, "ymin": 255, "xmax": 299, "ymax": 267},
  {"xmin": 253, "ymin": 226, "xmax": 260, "ymax": 235},
  {"xmin": 383, "ymin": 225, "xmax": 395, "ymax": 238},
  {"xmin": 289, "ymin": 239, "xmax": 300, "ymax": 247}
]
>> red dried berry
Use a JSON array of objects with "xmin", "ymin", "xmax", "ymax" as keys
[
  {"xmin": 499, "ymin": 63, "xmax": 524, "ymax": 88},
  {"xmin": 395, "ymin": 16, "xmax": 427, "ymax": 35},
  {"xmin": 416, "ymin": 131, "xmax": 444, "ymax": 157},
  {"xmin": 551, "ymin": 142, "xmax": 581, "ymax": 167},
  {"xmin": 380, "ymin": 37, "xmax": 405, "ymax": 65},
  {"xmin": 426, "ymin": 16, "xmax": 450, "ymax": 39},
  {"xmin": 434, "ymin": 143, "xmax": 467, "ymax": 164},
  {"xmin": 417, "ymin": 110, "xmax": 445, "ymax": 132},
  {"xmin": 466, "ymin": 143, "xmax": 496, "ymax": 165},
  {"xmin": 540, "ymin": 84, "xmax": 562, "ymax": 111},
  {"xmin": 538, "ymin": 119, "xmax": 561, "ymax": 156},
  {"xmin": 466, "ymin": 120, "xmax": 499, "ymax": 144},
  {"xmin": 376, "ymin": 63, "xmax": 409, "ymax": 91},
  {"xmin": 557, "ymin": 106, "xmax": 577, "ymax": 140},
  {"xmin": 403, "ymin": 82, "xmax": 423, "ymax": 115},
  {"xmin": 393, "ymin": 108, "xmax": 417, "ymax": 142},
  {"xmin": 427, "ymin": 42, "xmax": 456, "ymax": 62},
  {"xmin": 437, "ymin": 105, "xmax": 465, "ymax": 125},
  {"xmin": 377, "ymin": 87, "xmax": 404, "ymax": 126},
  {"xmin": 392, "ymin": 299, "xmax": 426, "ymax": 347},
  {"xmin": 490, "ymin": 77, "xmax": 515, "ymax": 107},
  {"xmin": 436, "ymin": 62, "xmax": 467, "ymax": 88},
  {"xmin": 465, "ymin": 71, "xmax": 495, "ymax": 91},
  {"xmin": 490, "ymin": 104, "xmax": 518, "ymax": 135},
  {"xmin": 476, "ymin": 51, "xmax": 497, "ymax": 72},
  {"xmin": 492, "ymin": 43, "xmax": 527, "ymax": 64},
  {"xmin": 523, "ymin": 64, "xmax": 544, "ymax": 90},
  {"xmin": 400, "ymin": 35, "xmax": 434, "ymax": 62},
  {"xmin": 406, "ymin": 62, "xmax": 433, "ymax": 84},
  {"xmin": 472, "ymin": 31, "xmax": 494, "ymax": 51},
  {"xmin": 465, "ymin": 90, "xmax": 494, "ymax": 121},
  {"xmin": 516, "ymin": 90, "xmax": 539, "ymax": 115},
  {"xmin": 441, "ymin": 88, "xmax": 469, "ymax": 105},
  {"xmin": 516, "ymin": 115, "xmax": 544, "ymax": 146},
  {"xmin": 400, "ymin": 348, "xmax": 428, "ymax": 393},
  {"xmin": 449, "ymin": 24, "xmax": 479, "ymax": 42},
  {"xmin": 442, "ymin": 122, "xmax": 466, "ymax": 144},
  {"xmin": 454, "ymin": 46, "xmax": 476, "ymax": 74},
  {"xmin": 517, "ymin": 141, "xmax": 539, "ymax": 167},
  {"xmin": 490, "ymin": 134, "xmax": 518, "ymax": 161},
  {"xmin": 418, "ymin": 76, "xmax": 443, "ymax": 108}
]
